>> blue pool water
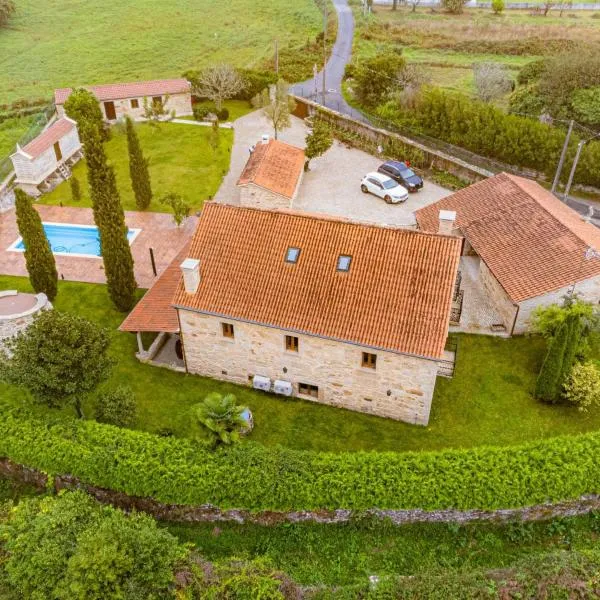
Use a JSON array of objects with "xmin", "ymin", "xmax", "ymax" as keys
[{"xmin": 13, "ymin": 223, "xmax": 138, "ymax": 257}]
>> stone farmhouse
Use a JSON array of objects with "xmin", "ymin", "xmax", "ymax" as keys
[
  {"xmin": 237, "ymin": 138, "xmax": 305, "ymax": 209},
  {"xmin": 54, "ymin": 78, "xmax": 193, "ymax": 121},
  {"xmin": 416, "ymin": 173, "xmax": 600, "ymax": 335},
  {"xmin": 10, "ymin": 117, "xmax": 82, "ymax": 197},
  {"xmin": 121, "ymin": 203, "xmax": 462, "ymax": 425}
]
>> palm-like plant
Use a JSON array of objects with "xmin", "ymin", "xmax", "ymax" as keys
[{"xmin": 194, "ymin": 392, "xmax": 248, "ymax": 446}]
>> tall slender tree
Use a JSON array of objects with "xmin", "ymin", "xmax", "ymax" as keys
[
  {"xmin": 14, "ymin": 189, "xmax": 58, "ymax": 301},
  {"xmin": 64, "ymin": 88, "xmax": 109, "ymax": 141},
  {"xmin": 125, "ymin": 117, "xmax": 152, "ymax": 210},
  {"xmin": 535, "ymin": 320, "xmax": 569, "ymax": 403}
]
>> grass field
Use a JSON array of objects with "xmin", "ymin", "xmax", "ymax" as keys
[
  {"xmin": 2, "ymin": 274, "xmax": 600, "ymax": 453},
  {"xmin": 38, "ymin": 121, "xmax": 232, "ymax": 212},
  {"xmin": 0, "ymin": 0, "xmax": 322, "ymax": 106}
]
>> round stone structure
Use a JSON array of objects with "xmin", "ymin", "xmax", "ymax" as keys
[{"xmin": 0, "ymin": 290, "xmax": 51, "ymax": 350}]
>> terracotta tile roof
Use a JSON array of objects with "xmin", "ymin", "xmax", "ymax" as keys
[
  {"xmin": 415, "ymin": 173, "xmax": 600, "ymax": 303},
  {"xmin": 19, "ymin": 117, "xmax": 76, "ymax": 159},
  {"xmin": 119, "ymin": 243, "xmax": 190, "ymax": 333},
  {"xmin": 237, "ymin": 139, "xmax": 305, "ymax": 199},
  {"xmin": 54, "ymin": 78, "xmax": 191, "ymax": 105},
  {"xmin": 173, "ymin": 204, "xmax": 461, "ymax": 359}
]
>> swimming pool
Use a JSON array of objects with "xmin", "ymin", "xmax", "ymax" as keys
[{"xmin": 8, "ymin": 222, "xmax": 141, "ymax": 258}]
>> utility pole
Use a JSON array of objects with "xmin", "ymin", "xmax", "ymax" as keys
[
  {"xmin": 275, "ymin": 40, "xmax": 279, "ymax": 75},
  {"xmin": 563, "ymin": 139, "xmax": 585, "ymax": 204},
  {"xmin": 551, "ymin": 119, "xmax": 573, "ymax": 194},
  {"xmin": 322, "ymin": 6, "xmax": 327, "ymax": 106}
]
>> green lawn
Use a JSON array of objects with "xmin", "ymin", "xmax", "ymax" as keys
[
  {"xmin": 0, "ymin": 114, "xmax": 37, "ymax": 160},
  {"xmin": 2, "ymin": 274, "xmax": 600, "ymax": 453},
  {"xmin": 0, "ymin": 0, "xmax": 322, "ymax": 105},
  {"xmin": 38, "ymin": 121, "xmax": 232, "ymax": 212}
]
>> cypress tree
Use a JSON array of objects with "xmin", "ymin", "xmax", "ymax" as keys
[
  {"xmin": 64, "ymin": 88, "xmax": 108, "ymax": 141},
  {"xmin": 560, "ymin": 313, "xmax": 584, "ymax": 389},
  {"xmin": 125, "ymin": 117, "xmax": 152, "ymax": 210},
  {"xmin": 78, "ymin": 120, "xmax": 137, "ymax": 312},
  {"xmin": 70, "ymin": 176, "xmax": 81, "ymax": 202},
  {"xmin": 534, "ymin": 320, "xmax": 569, "ymax": 403},
  {"xmin": 14, "ymin": 189, "xmax": 58, "ymax": 301}
]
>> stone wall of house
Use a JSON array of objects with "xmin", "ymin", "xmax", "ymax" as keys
[
  {"xmin": 239, "ymin": 184, "xmax": 292, "ymax": 210},
  {"xmin": 478, "ymin": 260, "xmax": 518, "ymax": 331},
  {"xmin": 12, "ymin": 127, "xmax": 81, "ymax": 186},
  {"xmin": 514, "ymin": 275, "xmax": 600, "ymax": 334},
  {"xmin": 178, "ymin": 309, "xmax": 440, "ymax": 425}
]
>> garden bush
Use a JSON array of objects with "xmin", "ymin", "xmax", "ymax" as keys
[
  {"xmin": 216, "ymin": 108, "xmax": 229, "ymax": 121},
  {"xmin": 1, "ymin": 404, "xmax": 600, "ymax": 512},
  {"xmin": 234, "ymin": 69, "xmax": 278, "ymax": 101},
  {"xmin": 192, "ymin": 105, "xmax": 211, "ymax": 121},
  {"xmin": 563, "ymin": 362, "xmax": 600, "ymax": 411},
  {"xmin": 94, "ymin": 386, "xmax": 137, "ymax": 427}
]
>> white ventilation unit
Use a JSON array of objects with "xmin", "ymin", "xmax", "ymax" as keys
[
  {"xmin": 273, "ymin": 380, "xmax": 293, "ymax": 396},
  {"xmin": 252, "ymin": 375, "xmax": 271, "ymax": 392}
]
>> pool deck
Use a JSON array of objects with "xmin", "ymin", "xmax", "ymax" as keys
[{"xmin": 0, "ymin": 205, "xmax": 198, "ymax": 288}]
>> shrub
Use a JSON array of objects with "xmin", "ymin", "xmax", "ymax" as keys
[
  {"xmin": 235, "ymin": 68, "xmax": 278, "ymax": 101},
  {"xmin": 473, "ymin": 63, "xmax": 513, "ymax": 103},
  {"xmin": 508, "ymin": 85, "xmax": 546, "ymax": 118},
  {"xmin": 3, "ymin": 405, "xmax": 600, "ymax": 511},
  {"xmin": 160, "ymin": 192, "xmax": 190, "ymax": 227},
  {"xmin": 491, "ymin": 0, "xmax": 504, "ymax": 14},
  {"xmin": 216, "ymin": 107, "xmax": 229, "ymax": 121},
  {"xmin": 69, "ymin": 176, "xmax": 81, "ymax": 202},
  {"xmin": 354, "ymin": 54, "xmax": 406, "ymax": 107},
  {"xmin": 0, "ymin": 0, "xmax": 16, "ymax": 28},
  {"xmin": 563, "ymin": 362, "xmax": 600, "ymax": 411},
  {"xmin": 193, "ymin": 392, "xmax": 248, "ymax": 446},
  {"xmin": 571, "ymin": 86, "xmax": 600, "ymax": 128},
  {"xmin": 344, "ymin": 63, "xmax": 357, "ymax": 80},
  {"xmin": 305, "ymin": 119, "xmax": 333, "ymax": 170},
  {"xmin": 193, "ymin": 105, "xmax": 211, "ymax": 121},
  {"xmin": 94, "ymin": 386, "xmax": 137, "ymax": 427},
  {"xmin": 517, "ymin": 59, "xmax": 548, "ymax": 86},
  {"xmin": 442, "ymin": 0, "xmax": 468, "ymax": 13}
]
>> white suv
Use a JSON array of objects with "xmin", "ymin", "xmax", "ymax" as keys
[{"xmin": 360, "ymin": 172, "xmax": 409, "ymax": 204}]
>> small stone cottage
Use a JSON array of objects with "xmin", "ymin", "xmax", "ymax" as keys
[
  {"xmin": 415, "ymin": 173, "xmax": 600, "ymax": 335},
  {"xmin": 54, "ymin": 78, "xmax": 193, "ymax": 121},
  {"xmin": 237, "ymin": 138, "xmax": 305, "ymax": 209},
  {"xmin": 10, "ymin": 117, "xmax": 82, "ymax": 197},
  {"xmin": 122, "ymin": 203, "xmax": 462, "ymax": 425}
]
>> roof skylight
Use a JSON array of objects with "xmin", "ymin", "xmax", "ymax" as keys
[
  {"xmin": 285, "ymin": 247, "xmax": 301, "ymax": 264},
  {"xmin": 337, "ymin": 255, "xmax": 352, "ymax": 272}
]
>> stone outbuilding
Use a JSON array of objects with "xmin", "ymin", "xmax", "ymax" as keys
[
  {"xmin": 237, "ymin": 138, "xmax": 305, "ymax": 209},
  {"xmin": 54, "ymin": 78, "xmax": 193, "ymax": 122},
  {"xmin": 10, "ymin": 117, "xmax": 82, "ymax": 197},
  {"xmin": 122, "ymin": 203, "xmax": 462, "ymax": 425},
  {"xmin": 415, "ymin": 173, "xmax": 600, "ymax": 335}
]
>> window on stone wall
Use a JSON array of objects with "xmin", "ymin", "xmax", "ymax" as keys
[
  {"xmin": 285, "ymin": 335, "xmax": 299, "ymax": 352},
  {"xmin": 221, "ymin": 322, "xmax": 234, "ymax": 338},
  {"xmin": 299, "ymin": 382, "xmax": 318, "ymax": 398},
  {"xmin": 362, "ymin": 352, "xmax": 377, "ymax": 369},
  {"xmin": 131, "ymin": 98, "xmax": 139, "ymax": 109}
]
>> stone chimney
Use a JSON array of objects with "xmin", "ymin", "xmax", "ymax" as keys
[
  {"xmin": 180, "ymin": 258, "xmax": 200, "ymax": 294},
  {"xmin": 438, "ymin": 210, "xmax": 457, "ymax": 236},
  {"xmin": 261, "ymin": 133, "xmax": 270, "ymax": 145}
]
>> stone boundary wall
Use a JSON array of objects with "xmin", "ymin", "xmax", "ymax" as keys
[{"xmin": 3, "ymin": 457, "xmax": 599, "ymax": 526}]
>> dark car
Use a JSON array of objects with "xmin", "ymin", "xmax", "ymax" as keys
[{"xmin": 377, "ymin": 160, "xmax": 423, "ymax": 192}]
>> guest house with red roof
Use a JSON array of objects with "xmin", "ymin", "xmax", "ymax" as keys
[
  {"xmin": 10, "ymin": 116, "xmax": 82, "ymax": 197},
  {"xmin": 415, "ymin": 173, "xmax": 600, "ymax": 335},
  {"xmin": 121, "ymin": 203, "xmax": 462, "ymax": 425},
  {"xmin": 54, "ymin": 78, "xmax": 193, "ymax": 122}
]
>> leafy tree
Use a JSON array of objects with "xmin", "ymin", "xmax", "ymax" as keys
[
  {"xmin": 252, "ymin": 80, "xmax": 296, "ymax": 140},
  {"xmin": 0, "ymin": 310, "xmax": 112, "ymax": 417},
  {"xmin": 193, "ymin": 392, "xmax": 248, "ymax": 446},
  {"xmin": 534, "ymin": 319, "xmax": 569, "ymax": 403},
  {"xmin": 353, "ymin": 53, "xmax": 406, "ymax": 107},
  {"xmin": 473, "ymin": 63, "xmax": 513, "ymax": 103},
  {"xmin": 142, "ymin": 94, "xmax": 171, "ymax": 124},
  {"xmin": 94, "ymin": 385, "xmax": 137, "ymax": 427},
  {"xmin": 0, "ymin": 491, "xmax": 187, "ymax": 600},
  {"xmin": 78, "ymin": 119, "xmax": 137, "ymax": 311},
  {"xmin": 63, "ymin": 88, "xmax": 108, "ymax": 141},
  {"xmin": 0, "ymin": 0, "xmax": 15, "ymax": 27},
  {"xmin": 70, "ymin": 175, "xmax": 81, "ymax": 202},
  {"xmin": 441, "ymin": 0, "xmax": 468, "ymax": 13},
  {"xmin": 563, "ymin": 361, "xmax": 600, "ymax": 411},
  {"xmin": 491, "ymin": 0, "xmax": 504, "ymax": 13},
  {"xmin": 14, "ymin": 189, "xmax": 58, "ymax": 301},
  {"xmin": 304, "ymin": 119, "xmax": 333, "ymax": 170},
  {"xmin": 160, "ymin": 192, "xmax": 190, "ymax": 227},
  {"xmin": 125, "ymin": 116, "xmax": 152, "ymax": 210},
  {"xmin": 571, "ymin": 86, "xmax": 600, "ymax": 128},
  {"xmin": 190, "ymin": 64, "xmax": 245, "ymax": 111}
]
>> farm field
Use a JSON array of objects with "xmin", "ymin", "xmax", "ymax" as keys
[
  {"xmin": 38, "ymin": 121, "xmax": 233, "ymax": 212},
  {"xmin": 0, "ymin": 0, "xmax": 323, "ymax": 106},
  {"xmin": 353, "ymin": 4, "xmax": 600, "ymax": 96},
  {"xmin": 1, "ymin": 274, "xmax": 600, "ymax": 454}
]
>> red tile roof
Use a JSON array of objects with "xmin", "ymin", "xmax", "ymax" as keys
[
  {"xmin": 415, "ymin": 173, "xmax": 600, "ymax": 303},
  {"xmin": 54, "ymin": 78, "xmax": 191, "ymax": 105},
  {"xmin": 172, "ymin": 204, "xmax": 461, "ymax": 359},
  {"xmin": 19, "ymin": 117, "xmax": 76, "ymax": 159},
  {"xmin": 237, "ymin": 139, "xmax": 305, "ymax": 199},
  {"xmin": 119, "ymin": 243, "xmax": 190, "ymax": 334}
]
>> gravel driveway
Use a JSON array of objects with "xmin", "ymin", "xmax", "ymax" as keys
[{"xmin": 217, "ymin": 111, "xmax": 452, "ymax": 227}]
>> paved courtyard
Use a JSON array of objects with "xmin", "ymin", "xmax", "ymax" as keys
[
  {"xmin": 217, "ymin": 111, "xmax": 452, "ymax": 227},
  {"xmin": 0, "ymin": 205, "xmax": 197, "ymax": 288}
]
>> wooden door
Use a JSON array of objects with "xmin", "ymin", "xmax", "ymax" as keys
[
  {"xmin": 53, "ymin": 141, "xmax": 62, "ymax": 161},
  {"xmin": 104, "ymin": 101, "xmax": 116, "ymax": 120}
]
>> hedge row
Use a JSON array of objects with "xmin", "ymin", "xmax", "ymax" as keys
[
  {"xmin": 0, "ymin": 406, "xmax": 599, "ymax": 511},
  {"xmin": 380, "ymin": 87, "xmax": 600, "ymax": 188}
]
